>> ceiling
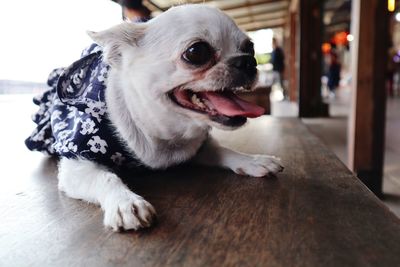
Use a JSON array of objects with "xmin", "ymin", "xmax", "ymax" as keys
[
  {"xmin": 323, "ymin": 0, "xmax": 351, "ymax": 37},
  {"xmin": 142, "ymin": 0, "xmax": 290, "ymax": 31}
]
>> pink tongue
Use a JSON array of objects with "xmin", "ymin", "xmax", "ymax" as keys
[{"xmin": 199, "ymin": 91, "xmax": 265, "ymax": 118}]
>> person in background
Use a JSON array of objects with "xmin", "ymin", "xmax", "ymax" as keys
[
  {"xmin": 387, "ymin": 45, "xmax": 397, "ymax": 97},
  {"xmin": 112, "ymin": 0, "xmax": 152, "ymax": 22},
  {"xmin": 270, "ymin": 37, "xmax": 286, "ymax": 99},
  {"xmin": 327, "ymin": 50, "xmax": 341, "ymax": 97}
]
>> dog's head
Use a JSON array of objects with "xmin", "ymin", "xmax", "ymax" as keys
[{"xmin": 88, "ymin": 4, "xmax": 264, "ymax": 130}]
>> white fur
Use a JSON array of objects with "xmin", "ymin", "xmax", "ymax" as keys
[
  {"xmin": 194, "ymin": 138, "xmax": 284, "ymax": 177},
  {"xmin": 58, "ymin": 158, "xmax": 156, "ymax": 231},
  {"xmin": 56, "ymin": 5, "xmax": 283, "ymax": 231}
]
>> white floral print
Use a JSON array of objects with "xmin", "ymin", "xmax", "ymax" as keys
[
  {"xmin": 31, "ymin": 128, "xmax": 45, "ymax": 141},
  {"xmin": 53, "ymin": 121, "xmax": 69, "ymax": 132},
  {"xmin": 66, "ymin": 106, "xmax": 78, "ymax": 119},
  {"xmin": 87, "ymin": 135, "xmax": 108, "ymax": 154},
  {"xmin": 66, "ymin": 141, "xmax": 78, "ymax": 153},
  {"xmin": 57, "ymin": 129, "xmax": 72, "ymax": 140},
  {"xmin": 85, "ymin": 100, "xmax": 106, "ymax": 122},
  {"xmin": 51, "ymin": 110, "xmax": 62, "ymax": 121},
  {"xmin": 80, "ymin": 118, "xmax": 98, "ymax": 135}
]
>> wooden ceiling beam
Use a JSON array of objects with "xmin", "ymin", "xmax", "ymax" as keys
[
  {"xmin": 324, "ymin": 0, "xmax": 348, "ymax": 11},
  {"xmin": 207, "ymin": 0, "xmax": 289, "ymax": 12},
  {"xmin": 147, "ymin": 0, "xmax": 213, "ymax": 8},
  {"xmin": 148, "ymin": 0, "xmax": 288, "ymax": 9},
  {"xmin": 224, "ymin": 1, "xmax": 289, "ymax": 18},
  {"xmin": 289, "ymin": 0, "xmax": 298, "ymax": 12},
  {"xmin": 234, "ymin": 10, "xmax": 287, "ymax": 24},
  {"xmin": 145, "ymin": 0, "xmax": 290, "ymax": 26},
  {"xmin": 239, "ymin": 18, "xmax": 286, "ymax": 31}
]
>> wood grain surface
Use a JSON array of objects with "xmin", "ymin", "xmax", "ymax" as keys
[{"xmin": 1, "ymin": 98, "xmax": 400, "ymax": 267}]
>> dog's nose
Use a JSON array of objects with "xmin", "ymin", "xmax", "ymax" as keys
[{"xmin": 228, "ymin": 55, "xmax": 257, "ymax": 76}]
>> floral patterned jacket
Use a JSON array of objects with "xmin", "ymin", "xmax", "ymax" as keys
[{"xmin": 25, "ymin": 44, "xmax": 144, "ymax": 173}]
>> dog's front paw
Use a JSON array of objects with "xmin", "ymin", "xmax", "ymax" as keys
[
  {"xmin": 103, "ymin": 193, "xmax": 156, "ymax": 231},
  {"xmin": 233, "ymin": 155, "xmax": 284, "ymax": 177}
]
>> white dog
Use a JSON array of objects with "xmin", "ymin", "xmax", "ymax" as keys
[{"xmin": 26, "ymin": 4, "xmax": 283, "ymax": 231}]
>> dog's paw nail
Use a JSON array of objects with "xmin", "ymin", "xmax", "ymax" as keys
[
  {"xmin": 104, "ymin": 196, "xmax": 156, "ymax": 231},
  {"xmin": 233, "ymin": 155, "xmax": 284, "ymax": 177}
]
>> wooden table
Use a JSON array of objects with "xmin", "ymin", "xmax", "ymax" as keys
[{"xmin": 1, "ymin": 95, "xmax": 400, "ymax": 267}]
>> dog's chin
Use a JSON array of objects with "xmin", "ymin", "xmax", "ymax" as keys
[
  {"xmin": 167, "ymin": 87, "xmax": 264, "ymax": 129},
  {"xmin": 208, "ymin": 115, "xmax": 247, "ymax": 129}
]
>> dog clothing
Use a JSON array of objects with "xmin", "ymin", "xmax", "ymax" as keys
[{"xmin": 25, "ymin": 44, "xmax": 145, "ymax": 172}]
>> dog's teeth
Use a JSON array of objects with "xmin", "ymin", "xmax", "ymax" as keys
[{"xmin": 191, "ymin": 94, "xmax": 206, "ymax": 108}]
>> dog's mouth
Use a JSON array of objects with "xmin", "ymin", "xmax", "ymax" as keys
[{"xmin": 168, "ymin": 88, "xmax": 265, "ymax": 127}]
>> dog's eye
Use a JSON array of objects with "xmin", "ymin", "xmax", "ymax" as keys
[
  {"xmin": 182, "ymin": 42, "xmax": 213, "ymax": 66},
  {"xmin": 241, "ymin": 40, "xmax": 255, "ymax": 56}
]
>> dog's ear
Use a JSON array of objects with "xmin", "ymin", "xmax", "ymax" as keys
[{"xmin": 87, "ymin": 23, "xmax": 146, "ymax": 68}]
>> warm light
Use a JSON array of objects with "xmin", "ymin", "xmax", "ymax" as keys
[
  {"xmin": 388, "ymin": 0, "xmax": 395, "ymax": 12},
  {"xmin": 347, "ymin": 34, "xmax": 354, "ymax": 42},
  {"xmin": 396, "ymin": 12, "xmax": 400, "ymax": 22},
  {"xmin": 332, "ymin": 31, "xmax": 349, "ymax": 46},
  {"xmin": 322, "ymin": 43, "xmax": 332, "ymax": 54}
]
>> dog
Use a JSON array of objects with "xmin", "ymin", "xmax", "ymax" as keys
[{"xmin": 26, "ymin": 4, "xmax": 283, "ymax": 231}]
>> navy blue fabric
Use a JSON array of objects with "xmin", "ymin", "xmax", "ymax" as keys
[{"xmin": 25, "ymin": 44, "xmax": 145, "ymax": 173}]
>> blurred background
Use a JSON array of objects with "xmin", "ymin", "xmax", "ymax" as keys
[{"xmin": 0, "ymin": 0, "xmax": 399, "ymax": 215}]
